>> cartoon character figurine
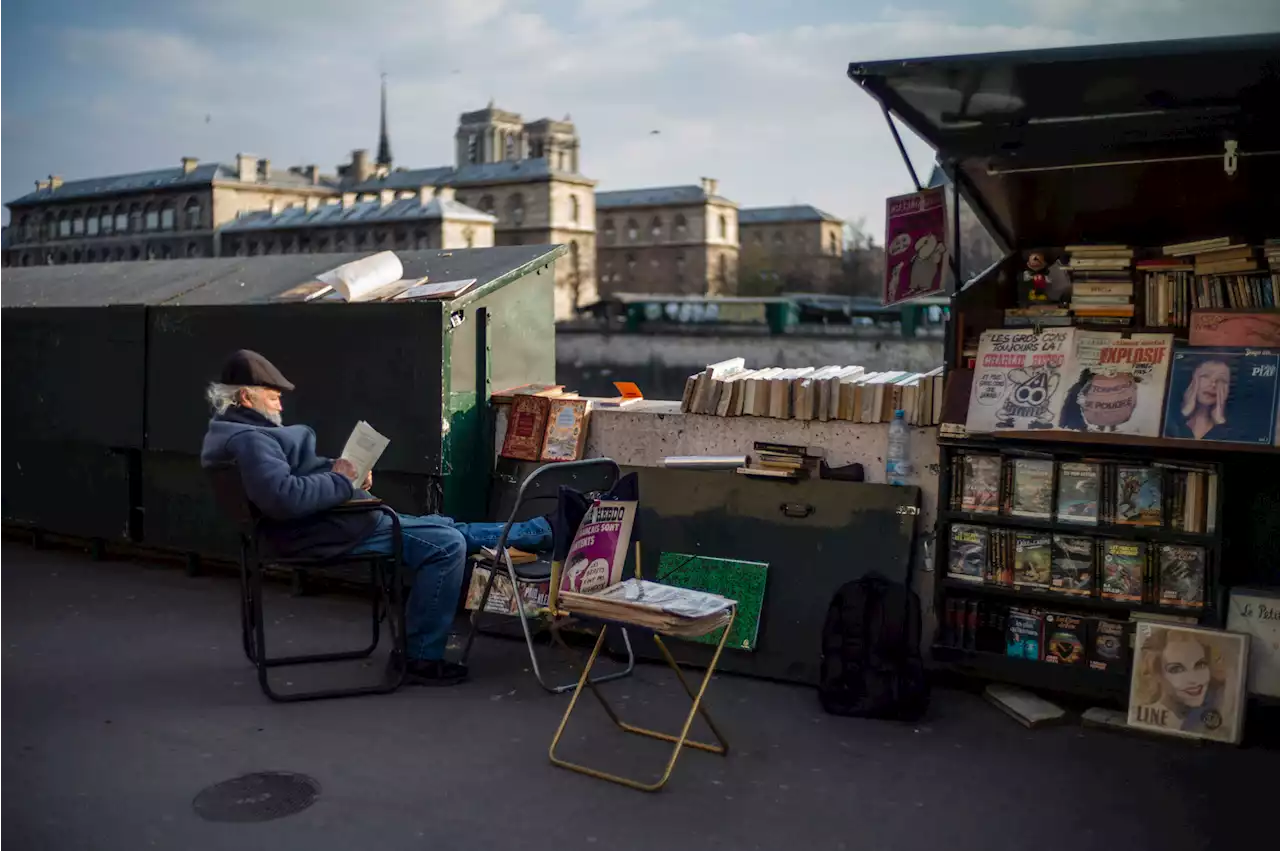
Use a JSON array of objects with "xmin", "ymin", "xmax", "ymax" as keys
[
  {"xmin": 996, "ymin": 366, "xmax": 1060, "ymax": 429},
  {"xmin": 1021, "ymin": 250, "xmax": 1050, "ymax": 304}
]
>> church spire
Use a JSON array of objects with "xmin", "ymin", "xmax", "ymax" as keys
[{"xmin": 376, "ymin": 73, "xmax": 393, "ymax": 169}]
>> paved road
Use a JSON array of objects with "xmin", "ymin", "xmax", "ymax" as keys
[{"xmin": 1, "ymin": 542, "xmax": 1268, "ymax": 850}]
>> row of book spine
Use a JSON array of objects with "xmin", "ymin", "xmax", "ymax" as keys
[
  {"xmin": 938, "ymin": 597, "xmax": 1133, "ymax": 674},
  {"xmin": 1141, "ymin": 271, "xmax": 1278, "ymax": 327}
]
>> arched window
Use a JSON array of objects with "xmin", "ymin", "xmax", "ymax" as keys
[
  {"xmin": 20, "ymin": 253, "xmax": 31, "ymax": 266},
  {"xmin": 160, "ymin": 204, "xmax": 176, "ymax": 230},
  {"xmin": 773, "ymin": 231, "xmax": 785, "ymax": 246},
  {"xmin": 86, "ymin": 211, "xmax": 99, "ymax": 236},
  {"xmin": 467, "ymin": 134, "xmax": 478, "ymax": 163},
  {"xmin": 129, "ymin": 205, "xmax": 142, "ymax": 233},
  {"xmin": 625, "ymin": 252, "xmax": 636, "ymax": 273},
  {"xmin": 675, "ymin": 251, "xmax": 686, "ymax": 281},
  {"xmin": 394, "ymin": 229, "xmax": 408, "ymax": 249},
  {"xmin": 247, "ymin": 240, "xmax": 260, "ymax": 256},
  {"xmin": 506, "ymin": 193, "xmax": 525, "ymax": 225},
  {"xmin": 374, "ymin": 231, "xmax": 387, "ymax": 247},
  {"xmin": 146, "ymin": 244, "xmax": 157, "ymax": 260},
  {"xmin": 829, "ymin": 233, "xmax": 840, "ymax": 255},
  {"xmin": 569, "ymin": 195, "xmax": 580, "ymax": 224},
  {"xmin": 58, "ymin": 212, "xmax": 71, "ymax": 238},
  {"xmin": 505, "ymin": 133, "xmax": 517, "ymax": 160},
  {"xmin": 414, "ymin": 229, "xmax": 429, "ymax": 249},
  {"xmin": 184, "ymin": 197, "xmax": 201, "ymax": 229},
  {"xmin": 673, "ymin": 214, "xmax": 688, "ymax": 240},
  {"xmin": 187, "ymin": 241, "xmax": 201, "ymax": 258},
  {"xmin": 754, "ymin": 231, "xmax": 764, "ymax": 244},
  {"xmin": 479, "ymin": 194, "xmax": 495, "ymax": 214},
  {"xmin": 160, "ymin": 245, "xmax": 172, "ymax": 259},
  {"xmin": 72, "ymin": 213, "xmax": 85, "ymax": 236},
  {"xmin": 355, "ymin": 232, "xmax": 367, "ymax": 249},
  {"xmin": 281, "ymin": 236, "xmax": 296, "ymax": 254},
  {"xmin": 718, "ymin": 254, "xmax": 729, "ymax": 285},
  {"xmin": 650, "ymin": 216, "xmax": 663, "ymax": 241},
  {"xmin": 72, "ymin": 248, "xmax": 82, "ymax": 263},
  {"xmin": 113, "ymin": 246, "xmax": 123, "ymax": 261},
  {"xmin": 626, "ymin": 219, "xmax": 638, "ymax": 241},
  {"xmin": 56, "ymin": 250, "xmax": 68, "ymax": 263},
  {"xmin": 603, "ymin": 218, "xmax": 616, "ymax": 245},
  {"xmin": 130, "ymin": 245, "xmax": 141, "ymax": 260},
  {"xmin": 334, "ymin": 233, "xmax": 347, "ymax": 252},
  {"xmin": 144, "ymin": 204, "xmax": 159, "ymax": 231},
  {"xmin": 719, "ymin": 214, "xmax": 728, "ymax": 240},
  {"xmin": 318, "ymin": 236, "xmax": 330, "ymax": 253},
  {"xmin": 114, "ymin": 206, "xmax": 127, "ymax": 233},
  {"xmin": 298, "ymin": 234, "xmax": 311, "ymax": 253}
]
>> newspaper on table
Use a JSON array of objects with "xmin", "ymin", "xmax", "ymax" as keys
[
  {"xmin": 339, "ymin": 420, "xmax": 390, "ymax": 483},
  {"xmin": 594, "ymin": 579, "xmax": 734, "ymax": 618}
]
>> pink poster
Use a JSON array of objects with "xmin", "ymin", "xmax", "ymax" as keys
[
  {"xmin": 884, "ymin": 187, "xmax": 948, "ymax": 306},
  {"xmin": 559, "ymin": 499, "xmax": 637, "ymax": 595}
]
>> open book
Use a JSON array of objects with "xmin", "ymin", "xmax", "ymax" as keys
[{"xmin": 339, "ymin": 420, "xmax": 389, "ymax": 483}]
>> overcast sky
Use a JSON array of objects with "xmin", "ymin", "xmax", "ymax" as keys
[{"xmin": 3, "ymin": 0, "xmax": 1277, "ymax": 234}]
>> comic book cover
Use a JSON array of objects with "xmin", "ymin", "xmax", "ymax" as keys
[
  {"xmin": 560, "ymin": 499, "xmax": 637, "ymax": 595},
  {"xmin": 1056, "ymin": 461, "xmax": 1100, "ymax": 524},
  {"xmin": 1043, "ymin": 612, "xmax": 1088, "ymax": 666},
  {"xmin": 947, "ymin": 524, "xmax": 988, "ymax": 583},
  {"xmin": 1115, "ymin": 466, "xmax": 1163, "ymax": 526},
  {"xmin": 1012, "ymin": 531, "xmax": 1052, "ymax": 589},
  {"xmin": 1101, "ymin": 540, "xmax": 1146, "ymax": 602},
  {"xmin": 1157, "ymin": 544, "xmax": 1206, "ymax": 610},
  {"xmin": 966, "ymin": 329, "xmax": 1072, "ymax": 433},
  {"xmin": 1050, "ymin": 534, "xmax": 1094, "ymax": 596},
  {"xmin": 1088, "ymin": 618, "xmax": 1131, "ymax": 673},
  {"xmin": 1006, "ymin": 608, "xmax": 1043, "ymax": 660},
  {"xmin": 1057, "ymin": 332, "xmax": 1173, "ymax": 437},
  {"xmin": 960, "ymin": 454, "xmax": 1001, "ymax": 513},
  {"xmin": 1010, "ymin": 458, "xmax": 1055, "ymax": 519}
]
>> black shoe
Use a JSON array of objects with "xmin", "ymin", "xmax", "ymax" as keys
[{"xmin": 389, "ymin": 651, "xmax": 468, "ymax": 687}]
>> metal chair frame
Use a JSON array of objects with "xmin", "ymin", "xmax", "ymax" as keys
[
  {"xmin": 460, "ymin": 458, "xmax": 635, "ymax": 694},
  {"xmin": 208, "ymin": 464, "xmax": 408, "ymax": 702}
]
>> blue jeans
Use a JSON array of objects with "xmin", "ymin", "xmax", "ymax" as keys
[{"xmin": 352, "ymin": 514, "xmax": 551, "ymax": 660}]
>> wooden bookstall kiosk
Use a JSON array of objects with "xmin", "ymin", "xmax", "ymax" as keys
[{"xmin": 851, "ymin": 34, "xmax": 1280, "ymax": 701}]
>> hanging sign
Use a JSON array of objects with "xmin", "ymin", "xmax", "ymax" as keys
[{"xmin": 884, "ymin": 186, "xmax": 948, "ymax": 306}]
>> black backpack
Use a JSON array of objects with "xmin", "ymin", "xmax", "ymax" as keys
[{"xmin": 818, "ymin": 573, "xmax": 930, "ymax": 721}]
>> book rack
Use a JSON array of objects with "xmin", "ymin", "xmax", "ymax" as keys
[{"xmin": 935, "ymin": 430, "xmax": 1228, "ymax": 700}]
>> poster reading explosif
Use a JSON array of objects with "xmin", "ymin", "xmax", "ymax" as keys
[{"xmin": 884, "ymin": 187, "xmax": 948, "ymax": 306}]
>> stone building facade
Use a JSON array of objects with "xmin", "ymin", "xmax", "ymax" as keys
[
  {"xmin": 737, "ymin": 205, "xmax": 845, "ymax": 294},
  {"xmin": 594, "ymin": 178, "xmax": 738, "ymax": 298}
]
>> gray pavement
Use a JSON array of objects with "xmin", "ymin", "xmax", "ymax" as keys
[{"xmin": 2, "ymin": 541, "xmax": 1268, "ymax": 851}]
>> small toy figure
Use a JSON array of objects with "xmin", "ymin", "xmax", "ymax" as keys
[{"xmin": 1021, "ymin": 250, "xmax": 1050, "ymax": 303}]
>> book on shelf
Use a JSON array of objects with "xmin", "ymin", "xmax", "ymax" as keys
[
  {"xmin": 1114, "ymin": 466, "xmax": 1163, "ymax": 526},
  {"xmin": 1156, "ymin": 544, "xmax": 1206, "ymax": 610},
  {"xmin": 948, "ymin": 524, "xmax": 989, "ymax": 583},
  {"xmin": 1088, "ymin": 619, "xmax": 1131, "ymax": 673},
  {"xmin": 540, "ymin": 397, "xmax": 591, "ymax": 462},
  {"xmin": 1055, "ymin": 461, "xmax": 1100, "ymax": 524},
  {"xmin": 1050, "ymin": 534, "xmax": 1095, "ymax": 596},
  {"xmin": 1006, "ymin": 608, "xmax": 1044, "ymax": 660},
  {"xmin": 1011, "ymin": 531, "xmax": 1052, "ymax": 589},
  {"xmin": 1042, "ymin": 612, "xmax": 1088, "ymax": 665},
  {"xmin": 1163, "ymin": 236, "xmax": 1235, "ymax": 256},
  {"xmin": 960, "ymin": 453, "xmax": 1001, "ymax": 513},
  {"xmin": 1100, "ymin": 540, "xmax": 1146, "ymax": 603},
  {"xmin": 500, "ymin": 393, "xmax": 552, "ymax": 460},
  {"xmin": 1010, "ymin": 458, "xmax": 1055, "ymax": 519}
]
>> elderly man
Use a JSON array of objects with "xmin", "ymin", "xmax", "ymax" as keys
[{"xmin": 201, "ymin": 350, "xmax": 550, "ymax": 686}]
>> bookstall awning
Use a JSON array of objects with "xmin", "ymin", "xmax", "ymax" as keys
[{"xmin": 849, "ymin": 34, "xmax": 1280, "ymax": 249}]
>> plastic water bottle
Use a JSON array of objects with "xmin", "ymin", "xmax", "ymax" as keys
[{"xmin": 886, "ymin": 409, "xmax": 913, "ymax": 485}]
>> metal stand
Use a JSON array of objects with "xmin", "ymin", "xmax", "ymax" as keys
[{"xmin": 549, "ymin": 608, "xmax": 736, "ymax": 792}]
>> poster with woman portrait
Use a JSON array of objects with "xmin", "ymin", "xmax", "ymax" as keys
[
  {"xmin": 1127, "ymin": 622, "xmax": 1249, "ymax": 744},
  {"xmin": 1161, "ymin": 346, "xmax": 1280, "ymax": 445}
]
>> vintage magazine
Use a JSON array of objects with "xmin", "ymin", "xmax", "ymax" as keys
[
  {"xmin": 1006, "ymin": 608, "xmax": 1043, "ymax": 660},
  {"xmin": 1101, "ymin": 540, "xmax": 1146, "ymax": 602},
  {"xmin": 947, "ymin": 524, "xmax": 988, "ymax": 583},
  {"xmin": 501, "ymin": 393, "xmax": 551, "ymax": 461},
  {"xmin": 1128, "ymin": 622, "xmax": 1249, "ymax": 744},
  {"xmin": 1043, "ymin": 612, "xmax": 1087, "ymax": 666},
  {"xmin": 966, "ymin": 329, "xmax": 1072, "ymax": 433},
  {"xmin": 1057, "ymin": 332, "xmax": 1173, "ymax": 437},
  {"xmin": 1012, "ymin": 531, "xmax": 1052, "ymax": 589},
  {"xmin": 559, "ymin": 498, "xmax": 638, "ymax": 595},
  {"xmin": 1050, "ymin": 534, "xmax": 1094, "ymax": 596},
  {"xmin": 464, "ymin": 563, "xmax": 549, "ymax": 617},
  {"xmin": 1161, "ymin": 346, "xmax": 1280, "ymax": 445},
  {"xmin": 1055, "ymin": 461, "xmax": 1100, "ymax": 524},
  {"xmin": 540, "ymin": 398, "xmax": 590, "ymax": 462},
  {"xmin": 1115, "ymin": 466, "xmax": 1163, "ymax": 526},
  {"xmin": 1010, "ymin": 458, "xmax": 1055, "ymax": 519},
  {"xmin": 1089, "ymin": 618, "xmax": 1131, "ymax": 674},
  {"xmin": 960, "ymin": 454, "xmax": 1001, "ymax": 513},
  {"xmin": 1157, "ymin": 544, "xmax": 1206, "ymax": 610}
]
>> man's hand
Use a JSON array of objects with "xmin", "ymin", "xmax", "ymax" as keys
[
  {"xmin": 332, "ymin": 459, "xmax": 359, "ymax": 482},
  {"xmin": 361, "ymin": 470, "xmax": 373, "ymax": 491}
]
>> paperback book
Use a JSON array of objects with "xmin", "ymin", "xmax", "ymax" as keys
[
  {"xmin": 1115, "ymin": 466, "xmax": 1162, "ymax": 526},
  {"xmin": 1088, "ymin": 618, "xmax": 1131, "ymax": 674},
  {"xmin": 960, "ymin": 454, "xmax": 1001, "ymax": 513},
  {"xmin": 1050, "ymin": 534, "xmax": 1095, "ymax": 596},
  {"xmin": 1006, "ymin": 608, "xmax": 1043, "ymax": 660},
  {"xmin": 1012, "ymin": 531, "xmax": 1052, "ymax": 589},
  {"xmin": 1010, "ymin": 458, "xmax": 1055, "ymax": 520},
  {"xmin": 1056, "ymin": 461, "xmax": 1100, "ymax": 524},
  {"xmin": 947, "ymin": 524, "xmax": 988, "ymax": 584},
  {"xmin": 1043, "ymin": 612, "xmax": 1088, "ymax": 666},
  {"xmin": 1157, "ymin": 544, "xmax": 1207, "ymax": 610},
  {"xmin": 1101, "ymin": 540, "xmax": 1146, "ymax": 603}
]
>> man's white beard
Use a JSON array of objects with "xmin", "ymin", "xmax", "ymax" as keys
[{"xmin": 249, "ymin": 403, "xmax": 283, "ymax": 426}]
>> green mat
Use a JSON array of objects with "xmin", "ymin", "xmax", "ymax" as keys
[{"xmin": 655, "ymin": 553, "xmax": 768, "ymax": 651}]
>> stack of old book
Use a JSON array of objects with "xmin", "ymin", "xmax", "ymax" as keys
[
  {"xmin": 736, "ymin": 441, "xmax": 823, "ymax": 481},
  {"xmin": 496, "ymin": 384, "xmax": 593, "ymax": 463},
  {"xmin": 1065, "ymin": 245, "xmax": 1134, "ymax": 326},
  {"xmin": 680, "ymin": 359, "xmax": 945, "ymax": 425},
  {"xmin": 1267, "ymin": 239, "xmax": 1280, "ymax": 272}
]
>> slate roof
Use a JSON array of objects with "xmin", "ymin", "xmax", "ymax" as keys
[
  {"xmin": 7, "ymin": 163, "xmax": 334, "ymax": 206},
  {"xmin": 221, "ymin": 196, "xmax": 496, "ymax": 232},
  {"xmin": 738, "ymin": 205, "xmax": 843, "ymax": 225},
  {"xmin": 595, "ymin": 185, "xmax": 735, "ymax": 210},
  {"xmin": 346, "ymin": 166, "xmax": 458, "ymax": 193}
]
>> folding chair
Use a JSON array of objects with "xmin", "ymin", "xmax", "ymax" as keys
[
  {"xmin": 459, "ymin": 457, "xmax": 635, "ymax": 693},
  {"xmin": 207, "ymin": 463, "xmax": 407, "ymax": 702},
  {"xmin": 548, "ymin": 595, "xmax": 738, "ymax": 792}
]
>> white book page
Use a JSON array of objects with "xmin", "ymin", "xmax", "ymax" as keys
[
  {"xmin": 316, "ymin": 251, "xmax": 404, "ymax": 302},
  {"xmin": 339, "ymin": 420, "xmax": 390, "ymax": 482}
]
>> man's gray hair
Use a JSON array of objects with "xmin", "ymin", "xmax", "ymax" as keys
[{"xmin": 206, "ymin": 382, "xmax": 248, "ymax": 414}]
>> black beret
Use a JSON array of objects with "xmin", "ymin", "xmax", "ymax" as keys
[{"xmin": 220, "ymin": 350, "xmax": 295, "ymax": 392}]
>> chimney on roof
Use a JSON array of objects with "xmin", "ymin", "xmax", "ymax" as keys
[
  {"xmin": 700, "ymin": 177, "xmax": 718, "ymax": 197},
  {"xmin": 36, "ymin": 179, "xmax": 50, "ymax": 192},
  {"xmin": 341, "ymin": 191, "xmax": 357, "ymax": 209},
  {"xmin": 236, "ymin": 153, "xmax": 258, "ymax": 182},
  {"xmin": 181, "ymin": 157, "xmax": 198, "ymax": 175},
  {"xmin": 305, "ymin": 196, "xmax": 319, "ymax": 213},
  {"xmin": 306, "ymin": 164, "xmax": 319, "ymax": 185},
  {"xmin": 435, "ymin": 186, "xmax": 456, "ymax": 203},
  {"xmin": 258, "ymin": 159, "xmax": 271, "ymax": 182},
  {"xmin": 269, "ymin": 199, "xmax": 280, "ymax": 216},
  {"xmin": 418, "ymin": 185, "xmax": 433, "ymax": 205},
  {"xmin": 379, "ymin": 188, "xmax": 395, "ymax": 207},
  {"xmin": 49, "ymin": 175, "xmax": 64, "ymax": 191},
  {"xmin": 351, "ymin": 149, "xmax": 371, "ymax": 182}
]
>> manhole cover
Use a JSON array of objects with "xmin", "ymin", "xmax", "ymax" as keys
[{"xmin": 192, "ymin": 771, "xmax": 320, "ymax": 823}]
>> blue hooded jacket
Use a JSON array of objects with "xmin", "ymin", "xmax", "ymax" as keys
[{"xmin": 201, "ymin": 406, "xmax": 378, "ymax": 556}]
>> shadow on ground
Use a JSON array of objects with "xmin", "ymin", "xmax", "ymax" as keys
[{"xmin": 1, "ymin": 542, "xmax": 1268, "ymax": 851}]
